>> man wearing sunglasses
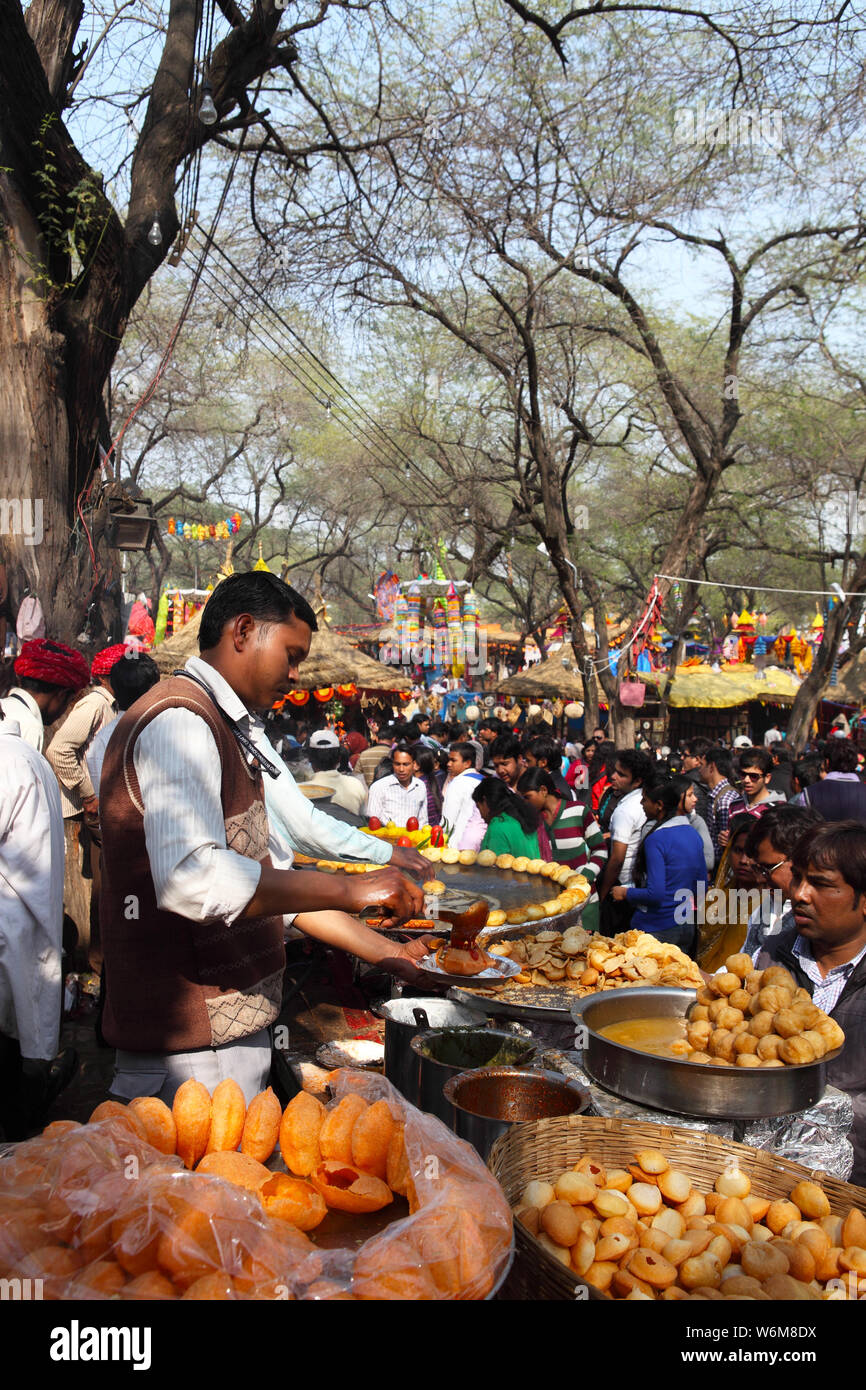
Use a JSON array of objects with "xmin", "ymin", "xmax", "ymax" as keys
[
  {"xmin": 741, "ymin": 804, "xmax": 823, "ymax": 957},
  {"xmin": 738, "ymin": 746, "xmax": 786, "ymax": 809}
]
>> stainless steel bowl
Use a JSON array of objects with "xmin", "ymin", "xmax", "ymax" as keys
[
  {"xmin": 442, "ymin": 1066, "xmax": 590, "ymax": 1160},
  {"xmin": 571, "ymin": 986, "xmax": 842, "ymax": 1120}
]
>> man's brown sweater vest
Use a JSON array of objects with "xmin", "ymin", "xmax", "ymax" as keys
[{"xmin": 99, "ymin": 675, "xmax": 284, "ymax": 1053}]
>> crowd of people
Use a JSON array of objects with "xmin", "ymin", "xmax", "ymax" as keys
[{"xmin": 0, "ymin": 572, "xmax": 864, "ymax": 1181}]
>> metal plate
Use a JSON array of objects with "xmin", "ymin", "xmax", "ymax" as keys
[
  {"xmin": 448, "ymin": 981, "xmax": 582, "ymax": 1023},
  {"xmin": 572, "ymin": 986, "xmax": 843, "ymax": 1120},
  {"xmin": 416, "ymin": 952, "xmax": 522, "ymax": 984}
]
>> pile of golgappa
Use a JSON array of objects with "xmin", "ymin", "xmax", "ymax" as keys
[{"xmin": 515, "ymin": 1145, "xmax": 866, "ymax": 1300}]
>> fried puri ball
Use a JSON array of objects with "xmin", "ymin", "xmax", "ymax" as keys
[
  {"xmin": 194, "ymin": 1150, "xmax": 272, "ymax": 1195},
  {"xmin": 725, "ymin": 953, "xmax": 754, "ymax": 980},
  {"xmin": 88, "ymin": 1101, "xmax": 149, "ymax": 1142},
  {"xmin": 319, "ymin": 1094, "xmax": 369, "ymax": 1164},
  {"xmin": 172, "ymin": 1079, "xmax": 212, "ymax": 1169},
  {"xmin": 778, "ymin": 1035, "xmax": 817, "ymax": 1066},
  {"xmin": 790, "ymin": 1181, "xmax": 831, "ymax": 1220},
  {"xmin": 756, "ymin": 1033, "xmax": 784, "ymax": 1061},
  {"xmin": 205, "ymin": 1078, "xmax": 246, "ymax": 1154},
  {"xmin": 755, "ymin": 985, "xmax": 794, "ymax": 1015},
  {"xmin": 240, "ymin": 1087, "xmax": 282, "ymax": 1163},
  {"xmin": 128, "ymin": 1096, "xmax": 177, "ymax": 1156},
  {"xmin": 310, "ymin": 1160, "xmax": 393, "ymax": 1214},
  {"xmin": 259, "ymin": 1174, "xmax": 327, "ymax": 1231},
  {"xmin": 351, "ymin": 1099, "xmax": 396, "ymax": 1181},
  {"xmin": 714, "ymin": 972, "xmax": 742, "ymax": 997},
  {"xmin": 760, "ymin": 965, "xmax": 797, "ymax": 991},
  {"xmin": 280, "ymin": 1091, "xmax": 325, "ymax": 1177}
]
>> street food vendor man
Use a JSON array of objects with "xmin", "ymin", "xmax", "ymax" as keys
[
  {"xmin": 99, "ymin": 572, "xmax": 427, "ymax": 1104},
  {"xmin": 754, "ymin": 820, "xmax": 866, "ymax": 1185}
]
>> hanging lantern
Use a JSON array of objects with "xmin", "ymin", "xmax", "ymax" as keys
[
  {"xmin": 730, "ymin": 610, "xmax": 739, "ymax": 628},
  {"xmin": 168, "ymin": 517, "xmax": 176, "ymax": 535},
  {"xmin": 287, "ymin": 689, "xmax": 309, "ymax": 706},
  {"xmin": 758, "ymin": 611, "xmax": 767, "ymax": 628},
  {"xmin": 313, "ymin": 686, "xmax": 334, "ymax": 702},
  {"xmin": 336, "ymin": 683, "xmax": 357, "ymax": 698},
  {"xmin": 209, "ymin": 523, "xmax": 216, "ymax": 538},
  {"xmin": 183, "ymin": 522, "xmax": 192, "ymax": 540}
]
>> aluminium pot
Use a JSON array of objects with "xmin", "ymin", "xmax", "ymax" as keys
[
  {"xmin": 442, "ymin": 1067, "xmax": 590, "ymax": 1160},
  {"xmin": 409, "ymin": 1025, "xmax": 537, "ymax": 1127},
  {"xmin": 372, "ymin": 997, "xmax": 486, "ymax": 1105}
]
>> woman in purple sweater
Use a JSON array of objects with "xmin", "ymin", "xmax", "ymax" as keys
[{"xmin": 611, "ymin": 778, "xmax": 707, "ymax": 958}]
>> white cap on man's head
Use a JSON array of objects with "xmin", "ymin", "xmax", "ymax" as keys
[{"xmin": 309, "ymin": 729, "xmax": 340, "ymax": 748}]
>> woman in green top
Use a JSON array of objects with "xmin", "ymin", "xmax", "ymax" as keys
[{"xmin": 471, "ymin": 776, "xmax": 548, "ymax": 858}]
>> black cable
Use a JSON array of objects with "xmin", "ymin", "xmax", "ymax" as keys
[{"xmin": 192, "ymin": 254, "xmax": 421, "ymax": 479}]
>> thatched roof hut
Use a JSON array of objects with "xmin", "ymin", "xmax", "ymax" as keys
[
  {"xmin": 495, "ymin": 644, "xmax": 584, "ymax": 701},
  {"xmin": 155, "ymin": 608, "xmax": 410, "ymax": 691}
]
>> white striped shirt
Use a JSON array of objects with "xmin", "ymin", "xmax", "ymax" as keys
[
  {"xmin": 364, "ymin": 775, "xmax": 428, "ymax": 828},
  {"xmin": 792, "ymin": 935, "xmax": 866, "ymax": 1014}
]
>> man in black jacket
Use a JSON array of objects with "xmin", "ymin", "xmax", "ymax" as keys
[
  {"xmin": 754, "ymin": 820, "xmax": 866, "ymax": 1185},
  {"xmin": 680, "ymin": 736, "xmax": 711, "ymax": 823}
]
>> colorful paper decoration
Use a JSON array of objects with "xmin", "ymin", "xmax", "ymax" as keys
[
  {"xmin": 336, "ymin": 684, "xmax": 357, "ymax": 698},
  {"xmin": 287, "ymin": 689, "xmax": 309, "ymax": 705},
  {"xmin": 167, "ymin": 512, "xmax": 242, "ymax": 540},
  {"xmin": 313, "ymin": 687, "xmax": 334, "ymax": 702}
]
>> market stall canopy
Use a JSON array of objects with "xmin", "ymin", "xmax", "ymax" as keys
[
  {"xmin": 154, "ymin": 611, "xmax": 410, "ymax": 690},
  {"xmin": 659, "ymin": 663, "xmax": 802, "ymax": 709},
  {"xmin": 494, "ymin": 644, "xmax": 584, "ymax": 700},
  {"xmin": 294, "ymin": 627, "xmax": 411, "ymax": 692}
]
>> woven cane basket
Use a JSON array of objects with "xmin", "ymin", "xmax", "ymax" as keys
[{"xmin": 488, "ymin": 1114, "xmax": 866, "ymax": 1302}]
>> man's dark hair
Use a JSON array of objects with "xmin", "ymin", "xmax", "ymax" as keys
[
  {"xmin": 109, "ymin": 652, "xmax": 160, "ymax": 710},
  {"xmin": 745, "ymin": 804, "xmax": 824, "ymax": 860},
  {"xmin": 683, "ymin": 736, "xmax": 712, "ymax": 758},
  {"xmin": 614, "ymin": 748, "xmax": 654, "ymax": 787},
  {"xmin": 770, "ymin": 744, "xmax": 790, "ymax": 765},
  {"xmin": 309, "ymin": 746, "xmax": 341, "ymax": 773},
  {"xmin": 738, "ymin": 746, "xmax": 772, "ymax": 776},
  {"xmin": 429, "ymin": 721, "xmax": 451, "ymax": 741},
  {"xmin": 391, "ymin": 742, "xmax": 416, "ymax": 761},
  {"xmin": 825, "ymin": 737, "xmax": 860, "ymax": 774},
  {"xmin": 704, "ymin": 744, "xmax": 735, "ymax": 780},
  {"xmin": 491, "ymin": 733, "xmax": 522, "ymax": 761},
  {"xmin": 199, "ymin": 571, "xmax": 318, "ymax": 651},
  {"xmin": 449, "ymin": 741, "xmax": 476, "ymax": 767},
  {"xmin": 793, "ymin": 756, "xmax": 823, "ymax": 790},
  {"xmin": 526, "ymin": 734, "xmax": 563, "ymax": 771},
  {"xmin": 478, "ymin": 717, "xmax": 502, "ymax": 736},
  {"xmin": 791, "ymin": 819, "xmax": 866, "ymax": 898}
]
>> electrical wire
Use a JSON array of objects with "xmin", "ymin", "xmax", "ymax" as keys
[
  {"xmin": 191, "ymin": 253, "xmax": 421, "ymax": 480},
  {"xmin": 189, "ymin": 228, "xmax": 424, "ymax": 476},
  {"xmin": 188, "ymin": 233, "xmax": 430, "ymax": 478},
  {"xmin": 655, "ymin": 572, "xmax": 859, "ymax": 599}
]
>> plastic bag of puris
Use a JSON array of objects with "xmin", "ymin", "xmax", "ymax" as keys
[{"xmin": 0, "ymin": 1072, "xmax": 512, "ymax": 1300}]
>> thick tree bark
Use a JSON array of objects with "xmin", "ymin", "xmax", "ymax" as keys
[
  {"xmin": 785, "ymin": 562, "xmax": 866, "ymax": 751},
  {"xmin": 0, "ymin": 0, "xmax": 298, "ymax": 643}
]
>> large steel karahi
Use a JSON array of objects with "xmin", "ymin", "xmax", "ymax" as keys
[{"xmin": 572, "ymin": 986, "xmax": 845, "ymax": 1121}]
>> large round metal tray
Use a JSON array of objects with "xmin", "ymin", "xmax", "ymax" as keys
[{"xmin": 571, "ymin": 986, "xmax": 843, "ymax": 1120}]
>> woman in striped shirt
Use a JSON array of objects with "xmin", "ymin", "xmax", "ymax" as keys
[{"xmin": 517, "ymin": 768, "xmax": 607, "ymax": 886}]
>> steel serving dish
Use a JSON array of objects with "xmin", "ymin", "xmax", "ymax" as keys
[
  {"xmin": 442, "ymin": 1067, "xmax": 590, "ymax": 1160},
  {"xmin": 571, "ymin": 986, "xmax": 843, "ymax": 1120}
]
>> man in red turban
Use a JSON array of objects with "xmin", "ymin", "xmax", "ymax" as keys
[
  {"xmin": 46, "ymin": 643, "xmax": 127, "ymax": 967},
  {"xmin": 0, "ymin": 639, "xmax": 90, "ymax": 753}
]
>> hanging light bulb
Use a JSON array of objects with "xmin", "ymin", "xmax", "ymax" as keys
[
  {"xmin": 404, "ymin": 461, "xmax": 411, "ymax": 478},
  {"xmin": 147, "ymin": 218, "xmax": 162, "ymax": 247},
  {"xmin": 198, "ymin": 83, "xmax": 218, "ymax": 125}
]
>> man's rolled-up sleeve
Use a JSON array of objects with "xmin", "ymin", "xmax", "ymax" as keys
[{"xmin": 133, "ymin": 711, "xmax": 261, "ymax": 923}]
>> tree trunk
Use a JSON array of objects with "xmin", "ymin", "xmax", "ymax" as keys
[{"xmin": 785, "ymin": 577, "xmax": 866, "ymax": 751}]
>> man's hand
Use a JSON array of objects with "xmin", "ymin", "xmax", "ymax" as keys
[
  {"xmin": 82, "ymin": 795, "xmax": 99, "ymax": 817},
  {"xmin": 389, "ymin": 845, "xmax": 430, "ymax": 878},
  {"xmin": 380, "ymin": 935, "xmax": 449, "ymax": 989},
  {"xmin": 341, "ymin": 867, "xmax": 425, "ymax": 928},
  {"xmin": 610, "ymin": 884, "xmax": 629, "ymax": 901}
]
